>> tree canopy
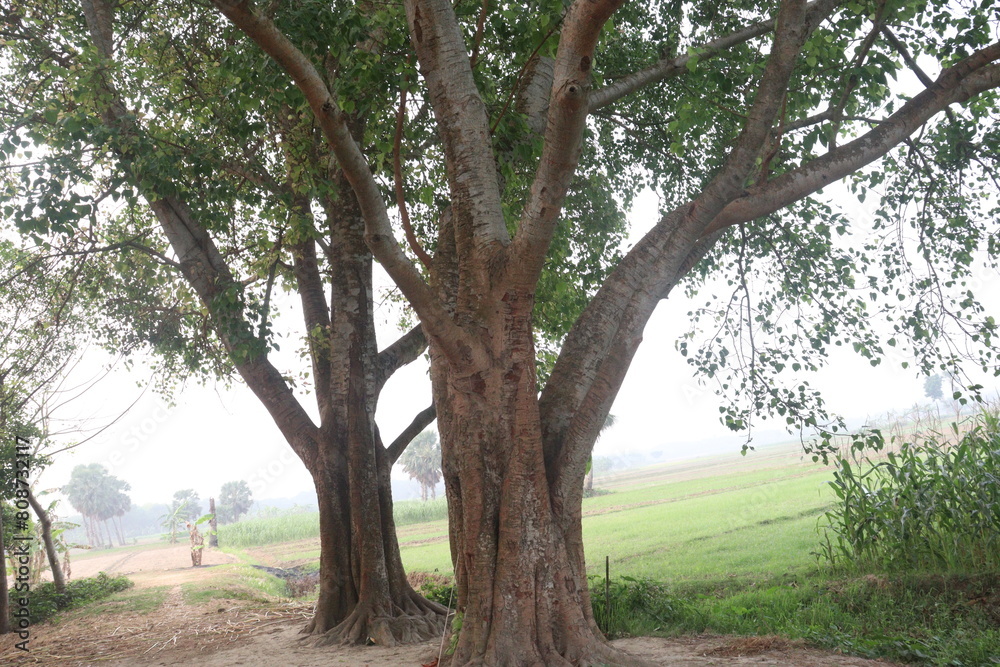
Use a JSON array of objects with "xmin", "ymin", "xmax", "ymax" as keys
[{"xmin": 217, "ymin": 480, "xmax": 252, "ymax": 523}]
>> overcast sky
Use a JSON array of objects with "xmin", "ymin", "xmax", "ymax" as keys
[{"xmin": 33, "ymin": 187, "xmax": 1000, "ymax": 507}]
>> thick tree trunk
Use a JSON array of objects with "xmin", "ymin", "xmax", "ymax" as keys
[
  {"xmin": 300, "ymin": 411, "xmax": 445, "ymax": 645},
  {"xmin": 429, "ymin": 291, "xmax": 643, "ymax": 666},
  {"xmin": 292, "ymin": 181, "xmax": 444, "ymax": 645},
  {"xmin": 26, "ymin": 488, "xmax": 65, "ymax": 594}
]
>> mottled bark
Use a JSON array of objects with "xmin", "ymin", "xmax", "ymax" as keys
[{"xmin": 429, "ymin": 288, "xmax": 646, "ymax": 665}]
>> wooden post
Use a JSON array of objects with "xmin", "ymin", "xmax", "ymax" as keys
[
  {"xmin": 208, "ymin": 497, "xmax": 219, "ymax": 548},
  {"xmin": 605, "ymin": 555, "xmax": 610, "ymax": 620}
]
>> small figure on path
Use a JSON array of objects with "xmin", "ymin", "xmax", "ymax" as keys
[{"xmin": 186, "ymin": 522, "xmax": 204, "ymax": 567}]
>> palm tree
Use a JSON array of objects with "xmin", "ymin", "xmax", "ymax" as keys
[
  {"xmin": 63, "ymin": 464, "xmax": 131, "ymax": 548},
  {"xmin": 399, "ymin": 430, "xmax": 442, "ymax": 501}
]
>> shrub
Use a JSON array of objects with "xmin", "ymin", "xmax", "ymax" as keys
[
  {"xmin": 408, "ymin": 570, "xmax": 456, "ymax": 608},
  {"xmin": 589, "ymin": 575, "xmax": 688, "ymax": 638},
  {"xmin": 817, "ymin": 408, "xmax": 1000, "ymax": 572},
  {"xmin": 8, "ymin": 572, "xmax": 133, "ymax": 624}
]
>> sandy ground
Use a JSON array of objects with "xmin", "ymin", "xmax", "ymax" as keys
[{"xmin": 3, "ymin": 545, "xmax": 902, "ymax": 666}]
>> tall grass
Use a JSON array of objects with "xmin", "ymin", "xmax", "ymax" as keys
[
  {"xmin": 218, "ymin": 498, "xmax": 450, "ymax": 548},
  {"xmin": 218, "ymin": 512, "xmax": 320, "ymax": 548},
  {"xmin": 817, "ymin": 408, "xmax": 1000, "ymax": 572},
  {"xmin": 589, "ymin": 575, "xmax": 690, "ymax": 638},
  {"xmin": 394, "ymin": 497, "xmax": 449, "ymax": 525}
]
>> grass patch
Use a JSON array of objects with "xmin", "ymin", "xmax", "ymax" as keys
[
  {"xmin": 590, "ymin": 576, "xmax": 692, "ymax": 639},
  {"xmin": 180, "ymin": 564, "xmax": 290, "ymax": 605},
  {"xmin": 394, "ymin": 497, "xmax": 449, "ymax": 525},
  {"xmin": 217, "ymin": 498, "xmax": 450, "ymax": 549},
  {"xmin": 589, "ymin": 572, "xmax": 1000, "ymax": 664},
  {"xmin": 71, "ymin": 586, "xmax": 170, "ymax": 618},
  {"xmin": 10, "ymin": 572, "xmax": 134, "ymax": 624},
  {"xmin": 217, "ymin": 513, "xmax": 320, "ymax": 548}
]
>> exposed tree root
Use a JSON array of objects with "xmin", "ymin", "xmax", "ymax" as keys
[{"xmin": 306, "ymin": 595, "xmax": 447, "ymax": 648}]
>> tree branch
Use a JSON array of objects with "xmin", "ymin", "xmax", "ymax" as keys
[
  {"xmin": 508, "ymin": 0, "xmax": 626, "ymax": 287},
  {"xmin": 704, "ymin": 45, "xmax": 1000, "ymax": 236},
  {"xmin": 393, "ymin": 79, "xmax": 433, "ymax": 269},
  {"xmin": 539, "ymin": 0, "xmax": 822, "ymax": 502},
  {"xmin": 590, "ymin": 17, "xmax": 770, "ymax": 111},
  {"xmin": 588, "ymin": 0, "xmax": 839, "ymax": 112},
  {"xmin": 403, "ymin": 0, "xmax": 509, "ymax": 255},
  {"xmin": 376, "ymin": 325, "xmax": 428, "ymax": 393},
  {"xmin": 386, "ymin": 404, "xmax": 437, "ymax": 465},
  {"xmin": 290, "ymin": 228, "xmax": 333, "ymax": 411},
  {"xmin": 79, "ymin": 0, "xmax": 322, "ymax": 467}
]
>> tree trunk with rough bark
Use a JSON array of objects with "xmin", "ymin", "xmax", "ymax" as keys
[{"xmin": 430, "ymin": 295, "xmax": 631, "ymax": 665}]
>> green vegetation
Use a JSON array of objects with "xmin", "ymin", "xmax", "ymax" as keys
[
  {"xmin": 217, "ymin": 497, "xmax": 450, "ymax": 548},
  {"xmin": 819, "ymin": 410, "xmax": 1000, "ymax": 572},
  {"xmin": 10, "ymin": 572, "xmax": 134, "ymax": 624},
  {"xmin": 217, "ymin": 512, "xmax": 320, "ymax": 548},
  {"xmin": 394, "ymin": 497, "xmax": 449, "ymax": 525},
  {"xmin": 589, "ymin": 575, "xmax": 691, "ymax": 639},
  {"xmin": 584, "ymin": 571, "xmax": 1000, "ymax": 665}
]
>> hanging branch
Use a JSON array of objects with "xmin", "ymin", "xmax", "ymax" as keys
[{"xmin": 393, "ymin": 77, "xmax": 433, "ymax": 269}]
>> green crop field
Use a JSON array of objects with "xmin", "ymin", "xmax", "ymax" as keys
[{"xmin": 219, "ymin": 425, "xmax": 1000, "ymax": 666}]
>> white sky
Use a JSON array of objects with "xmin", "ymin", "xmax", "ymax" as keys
[{"xmin": 32, "ymin": 187, "xmax": 1000, "ymax": 507}]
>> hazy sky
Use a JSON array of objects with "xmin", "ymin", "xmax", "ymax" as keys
[{"xmin": 34, "ymin": 187, "xmax": 1000, "ymax": 507}]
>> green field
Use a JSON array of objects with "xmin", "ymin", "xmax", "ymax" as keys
[
  {"xmin": 220, "ymin": 438, "xmax": 1000, "ymax": 666},
  {"xmin": 394, "ymin": 442, "xmax": 836, "ymax": 579}
]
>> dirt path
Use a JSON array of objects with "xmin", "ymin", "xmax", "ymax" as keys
[
  {"xmin": 69, "ymin": 544, "xmax": 238, "ymax": 581},
  {"xmin": 2, "ymin": 545, "xmax": 902, "ymax": 666}
]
